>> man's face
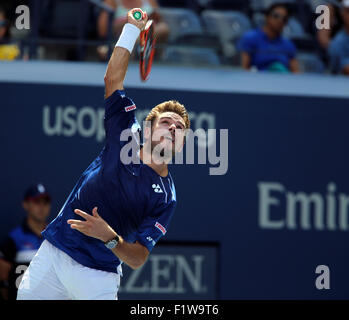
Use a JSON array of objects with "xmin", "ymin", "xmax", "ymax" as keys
[
  {"xmin": 23, "ymin": 197, "xmax": 51, "ymax": 223},
  {"xmin": 266, "ymin": 7, "xmax": 289, "ymax": 34},
  {"xmin": 341, "ymin": 7, "xmax": 349, "ymax": 27},
  {"xmin": 149, "ymin": 112, "xmax": 186, "ymax": 159}
]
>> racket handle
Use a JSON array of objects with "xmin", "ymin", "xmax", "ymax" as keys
[{"xmin": 133, "ymin": 10, "xmax": 143, "ymax": 21}]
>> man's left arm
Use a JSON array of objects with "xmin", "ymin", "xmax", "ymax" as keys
[
  {"xmin": 343, "ymin": 65, "xmax": 349, "ymax": 75},
  {"xmin": 237, "ymin": 32, "xmax": 255, "ymax": 70},
  {"xmin": 289, "ymin": 58, "xmax": 300, "ymax": 73},
  {"xmin": 288, "ymin": 40, "xmax": 300, "ymax": 73}
]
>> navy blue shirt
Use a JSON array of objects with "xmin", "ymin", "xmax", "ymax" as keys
[
  {"xmin": 42, "ymin": 90, "xmax": 177, "ymax": 274},
  {"xmin": 238, "ymin": 28, "xmax": 297, "ymax": 71},
  {"xmin": 0, "ymin": 219, "xmax": 44, "ymax": 299},
  {"xmin": 0, "ymin": 220, "xmax": 44, "ymax": 264}
]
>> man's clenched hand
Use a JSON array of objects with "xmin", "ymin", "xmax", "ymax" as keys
[{"xmin": 128, "ymin": 8, "xmax": 148, "ymax": 30}]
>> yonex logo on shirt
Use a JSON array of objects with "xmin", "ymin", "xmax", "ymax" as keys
[
  {"xmin": 152, "ymin": 184, "xmax": 163, "ymax": 193},
  {"xmin": 146, "ymin": 236, "xmax": 156, "ymax": 246}
]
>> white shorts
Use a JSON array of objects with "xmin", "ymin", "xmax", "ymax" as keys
[{"xmin": 17, "ymin": 240, "xmax": 120, "ymax": 300}]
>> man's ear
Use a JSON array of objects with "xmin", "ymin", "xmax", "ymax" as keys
[
  {"xmin": 144, "ymin": 125, "xmax": 151, "ymax": 140},
  {"xmin": 143, "ymin": 119, "xmax": 156, "ymax": 141}
]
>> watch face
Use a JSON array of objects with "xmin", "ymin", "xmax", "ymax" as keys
[{"xmin": 106, "ymin": 239, "xmax": 118, "ymax": 249}]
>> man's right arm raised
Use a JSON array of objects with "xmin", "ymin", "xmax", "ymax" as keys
[{"xmin": 104, "ymin": 9, "xmax": 148, "ymax": 99}]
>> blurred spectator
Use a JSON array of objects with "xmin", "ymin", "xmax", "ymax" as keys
[
  {"xmin": 0, "ymin": 184, "xmax": 51, "ymax": 300},
  {"xmin": 316, "ymin": 2, "xmax": 342, "ymax": 50},
  {"xmin": 315, "ymin": 1, "xmax": 342, "ymax": 65},
  {"xmin": 97, "ymin": 0, "xmax": 169, "ymax": 60},
  {"xmin": 329, "ymin": 0, "xmax": 349, "ymax": 75},
  {"xmin": 0, "ymin": 6, "xmax": 20, "ymax": 61},
  {"xmin": 238, "ymin": 3, "xmax": 299, "ymax": 73}
]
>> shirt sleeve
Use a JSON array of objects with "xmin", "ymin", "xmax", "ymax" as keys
[
  {"xmin": 134, "ymin": 202, "xmax": 176, "ymax": 252},
  {"xmin": 0, "ymin": 236, "xmax": 17, "ymax": 263},
  {"xmin": 237, "ymin": 31, "xmax": 256, "ymax": 54},
  {"xmin": 104, "ymin": 89, "xmax": 139, "ymax": 145}
]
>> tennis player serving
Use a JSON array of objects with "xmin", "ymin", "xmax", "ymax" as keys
[{"xmin": 17, "ymin": 8, "xmax": 190, "ymax": 300}]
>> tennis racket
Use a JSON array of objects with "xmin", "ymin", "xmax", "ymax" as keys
[{"xmin": 133, "ymin": 9, "xmax": 156, "ymax": 82}]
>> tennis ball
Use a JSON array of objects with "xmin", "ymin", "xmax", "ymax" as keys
[{"xmin": 133, "ymin": 11, "xmax": 142, "ymax": 20}]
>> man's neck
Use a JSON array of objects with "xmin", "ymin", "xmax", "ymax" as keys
[
  {"xmin": 27, "ymin": 217, "xmax": 46, "ymax": 237},
  {"xmin": 139, "ymin": 147, "xmax": 169, "ymax": 177}
]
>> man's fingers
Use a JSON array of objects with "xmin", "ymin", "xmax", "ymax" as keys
[
  {"xmin": 67, "ymin": 219, "xmax": 90, "ymax": 233},
  {"xmin": 68, "ymin": 221, "xmax": 84, "ymax": 229},
  {"xmin": 92, "ymin": 207, "xmax": 100, "ymax": 218},
  {"xmin": 67, "ymin": 219, "xmax": 86, "ymax": 226},
  {"xmin": 69, "ymin": 224, "xmax": 82, "ymax": 230},
  {"xmin": 74, "ymin": 209, "xmax": 93, "ymax": 221},
  {"xmin": 69, "ymin": 224, "xmax": 89, "ymax": 234},
  {"xmin": 128, "ymin": 8, "xmax": 148, "ymax": 29},
  {"xmin": 130, "ymin": 8, "xmax": 144, "ymax": 17},
  {"xmin": 142, "ymin": 11, "xmax": 148, "ymax": 21}
]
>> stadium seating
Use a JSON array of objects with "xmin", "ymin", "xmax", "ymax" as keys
[
  {"xmin": 200, "ymin": 10, "xmax": 252, "ymax": 60},
  {"xmin": 162, "ymin": 46, "xmax": 221, "ymax": 66},
  {"xmin": 158, "ymin": 0, "xmax": 188, "ymax": 8},
  {"xmin": 305, "ymin": 0, "xmax": 329, "ymax": 11},
  {"xmin": 24, "ymin": 0, "xmax": 114, "ymax": 60},
  {"xmin": 39, "ymin": 0, "xmax": 86, "ymax": 38},
  {"xmin": 198, "ymin": 0, "xmax": 250, "ymax": 12},
  {"xmin": 13, "ymin": 0, "xmax": 330, "ymax": 73},
  {"xmin": 296, "ymin": 52, "xmax": 326, "ymax": 73},
  {"xmin": 252, "ymin": 12, "xmax": 265, "ymax": 28},
  {"xmin": 250, "ymin": 0, "xmax": 297, "ymax": 12},
  {"xmin": 283, "ymin": 17, "xmax": 307, "ymax": 39},
  {"xmin": 158, "ymin": 8, "xmax": 204, "ymax": 43},
  {"xmin": 201, "ymin": 10, "xmax": 252, "ymax": 42}
]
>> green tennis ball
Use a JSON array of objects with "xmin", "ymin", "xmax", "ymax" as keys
[{"xmin": 133, "ymin": 11, "xmax": 142, "ymax": 20}]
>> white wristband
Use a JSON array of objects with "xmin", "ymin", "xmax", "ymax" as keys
[{"xmin": 115, "ymin": 23, "xmax": 141, "ymax": 54}]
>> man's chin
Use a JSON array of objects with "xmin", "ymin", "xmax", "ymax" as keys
[
  {"xmin": 160, "ymin": 148, "xmax": 175, "ymax": 159},
  {"xmin": 150, "ymin": 140, "xmax": 180, "ymax": 162}
]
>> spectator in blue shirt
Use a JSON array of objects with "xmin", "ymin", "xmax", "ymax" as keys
[
  {"xmin": 329, "ymin": 0, "xmax": 349, "ymax": 75},
  {"xmin": 0, "ymin": 184, "xmax": 51, "ymax": 300},
  {"xmin": 238, "ymin": 3, "xmax": 299, "ymax": 73}
]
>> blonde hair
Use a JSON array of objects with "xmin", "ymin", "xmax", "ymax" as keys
[{"xmin": 145, "ymin": 100, "xmax": 190, "ymax": 130}]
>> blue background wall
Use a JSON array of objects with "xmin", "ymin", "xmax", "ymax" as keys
[{"xmin": 1, "ymin": 63, "xmax": 349, "ymax": 299}]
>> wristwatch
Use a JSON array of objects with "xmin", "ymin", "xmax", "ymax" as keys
[{"xmin": 104, "ymin": 235, "xmax": 119, "ymax": 249}]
